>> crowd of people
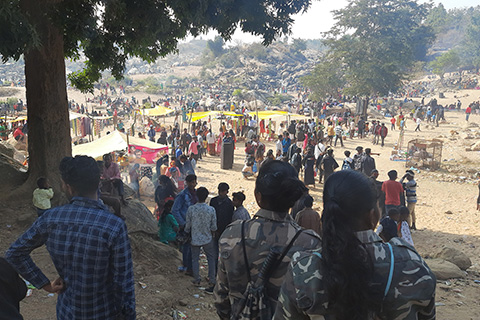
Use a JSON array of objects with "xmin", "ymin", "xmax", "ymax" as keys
[{"xmin": 2, "ymin": 91, "xmax": 439, "ymax": 318}]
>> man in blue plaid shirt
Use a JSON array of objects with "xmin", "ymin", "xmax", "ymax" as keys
[{"xmin": 6, "ymin": 155, "xmax": 136, "ymax": 319}]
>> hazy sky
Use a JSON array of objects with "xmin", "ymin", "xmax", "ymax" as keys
[{"xmin": 207, "ymin": 0, "xmax": 479, "ymax": 44}]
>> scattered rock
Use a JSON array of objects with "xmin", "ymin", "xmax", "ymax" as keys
[
  {"xmin": 178, "ymin": 299, "xmax": 188, "ymax": 306},
  {"xmin": 470, "ymin": 141, "xmax": 480, "ymax": 151},
  {"xmin": 426, "ymin": 258, "xmax": 465, "ymax": 280},
  {"xmin": 445, "ymin": 210, "xmax": 453, "ymax": 215},
  {"xmin": 433, "ymin": 247, "xmax": 472, "ymax": 271},
  {"xmin": 0, "ymin": 142, "xmax": 15, "ymax": 158},
  {"xmin": 139, "ymin": 176, "xmax": 155, "ymax": 197}
]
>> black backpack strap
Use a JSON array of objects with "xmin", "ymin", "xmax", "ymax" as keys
[
  {"xmin": 278, "ymin": 229, "xmax": 303, "ymax": 263},
  {"xmin": 268, "ymin": 228, "xmax": 304, "ymax": 277},
  {"xmin": 241, "ymin": 220, "xmax": 251, "ymax": 283}
]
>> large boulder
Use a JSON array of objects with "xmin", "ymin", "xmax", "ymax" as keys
[
  {"xmin": 123, "ymin": 199, "xmax": 157, "ymax": 235},
  {"xmin": 0, "ymin": 153, "xmax": 27, "ymax": 191},
  {"xmin": 433, "ymin": 247, "xmax": 472, "ymax": 271},
  {"xmin": 426, "ymin": 258, "xmax": 465, "ymax": 280}
]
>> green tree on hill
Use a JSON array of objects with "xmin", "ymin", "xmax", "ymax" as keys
[
  {"xmin": 425, "ymin": 3, "xmax": 451, "ymax": 35},
  {"xmin": 308, "ymin": 0, "xmax": 435, "ymax": 97},
  {"xmin": 0, "ymin": 0, "xmax": 312, "ymax": 191},
  {"xmin": 301, "ymin": 56, "xmax": 345, "ymax": 101},
  {"xmin": 207, "ymin": 36, "xmax": 225, "ymax": 58},
  {"xmin": 429, "ymin": 50, "xmax": 460, "ymax": 79},
  {"xmin": 461, "ymin": 11, "xmax": 480, "ymax": 72}
]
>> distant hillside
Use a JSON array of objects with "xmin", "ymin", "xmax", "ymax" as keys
[
  {"xmin": 0, "ymin": 38, "xmax": 325, "ymax": 98},
  {"xmin": 426, "ymin": 4, "xmax": 480, "ymax": 57}
]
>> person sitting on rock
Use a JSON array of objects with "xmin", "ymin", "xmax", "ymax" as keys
[{"xmin": 101, "ymin": 153, "xmax": 127, "ymax": 205}]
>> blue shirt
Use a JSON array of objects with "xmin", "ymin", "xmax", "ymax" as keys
[
  {"xmin": 172, "ymin": 188, "xmax": 196, "ymax": 226},
  {"xmin": 282, "ymin": 138, "xmax": 291, "ymax": 154},
  {"xmin": 6, "ymin": 197, "xmax": 135, "ymax": 320}
]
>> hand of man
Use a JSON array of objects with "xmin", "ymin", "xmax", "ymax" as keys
[{"xmin": 42, "ymin": 277, "xmax": 65, "ymax": 294}]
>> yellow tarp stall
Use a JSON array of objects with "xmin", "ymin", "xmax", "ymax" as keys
[
  {"xmin": 253, "ymin": 110, "xmax": 288, "ymax": 120},
  {"xmin": 189, "ymin": 111, "xmax": 243, "ymax": 122},
  {"xmin": 141, "ymin": 106, "xmax": 175, "ymax": 116}
]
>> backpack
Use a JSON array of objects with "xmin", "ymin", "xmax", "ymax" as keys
[{"xmin": 234, "ymin": 221, "xmax": 303, "ymax": 320}]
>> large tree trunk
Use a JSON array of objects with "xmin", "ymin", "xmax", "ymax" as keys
[{"xmin": 21, "ymin": 0, "xmax": 71, "ymax": 196}]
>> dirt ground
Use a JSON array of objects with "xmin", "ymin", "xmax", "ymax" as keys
[{"xmin": 2, "ymin": 87, "xmax": 480, "ymax": 319}]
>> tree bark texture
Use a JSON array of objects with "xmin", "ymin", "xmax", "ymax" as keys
[{"xmin": 21, "ymin": 0, "xmax": 71, "ymax": 190}]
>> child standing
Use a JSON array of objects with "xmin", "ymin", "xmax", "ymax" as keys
[
  {"xmin": 32, "ymin": 177, "xmax": 54, "ymax": 217},
  {"xmin": 342, "ymin": 150, "xmax": 354, "ymax": 170}
]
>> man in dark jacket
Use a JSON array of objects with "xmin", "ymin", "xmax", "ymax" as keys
[
  {"xmin": 210, "ymin": 182, "xmax": 234, "ymax": 269},
  {"xmin": 363, "ymin": 148, "xmax": 376, "ymax": 176}
]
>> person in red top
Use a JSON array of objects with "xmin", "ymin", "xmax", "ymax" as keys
[
  {"xmin": 381, "ymin": 170, "xmax": 404, "ymax": 216},
  {"xmin": 13, "ymin": 125, "xmax": 25, "ymax": 142},
  {"xmin": 390, "ymin": 116, "xmax": 396, "ymax": 130},
  {"xmin": 466, "ymin": 106, "xmax": 472, "ymax": 121}
]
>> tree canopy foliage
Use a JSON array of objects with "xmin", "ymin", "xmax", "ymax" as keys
[
  {"xmin": 0, "ymin": 0, "xmax": 313, "ymax": 190},
  {"xmin": 301, "ymin": 56, "xmax": 345, "ymax": 101},
  {"xmin": 461, "ymin": 11, "xmax": 480, "ymax": 71},
  {"xmin": 1, "ymin": 0, "xmax": 312, "ymax": 92},
  {"xmin": 429, "ymin": 50, "xmax": 460, "ymax": 78},
  {"xmin": 304, "ymin": 0, "xmax": 435, "ymax": 97}
]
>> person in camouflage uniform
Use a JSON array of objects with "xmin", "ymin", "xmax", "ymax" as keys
[
  {"xmin": 274, "ymin": 170, "xmax": 436, "ymax": 320},
  {"xmin": 214, "ymin": 160, "xmax": 321, "ymax": 320}
]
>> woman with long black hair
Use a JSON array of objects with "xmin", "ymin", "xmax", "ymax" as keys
[{"xmin": 274, "ymin": 170, "xmax": 436, "ymax": 320}]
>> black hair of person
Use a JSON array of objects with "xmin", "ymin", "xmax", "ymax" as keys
[
  {"xmin": 59, "ymin": 156, "xmax": 100, "ymax": 196},
  {"xmin": 398, "ymin": 206, "xmax": 410, "ymax": 216},
  {"xmin": 321, "ymin": 170, "xmax": 380, "ymax": 319},
  {"xmin": 387, "ymin": 170, "xmax": 398, "ymax": 180},
  {"xmin": 185, "ymin": 174, "xmax": 197, "ymax": 183},
  {"xmin": 303, "ymin": 195, "xmax": 314, "ymax": 208},
  {"xmin": 196, "ymin": 187, "xmax": 209, "ymax": 202},
  {"xmin": 37, "ymin": 177, "xmax": 47, "ymax": 189},
  {"xmin": 232, "ymin": 191, "xmax": 246, "ymax": 202},
  {"xmin": 160, "ymin": 200, "xmax": 175, "ymax": 222},
  {"xmin": 387, "ymin": 207, "xmax": 400, "ymax": 217},
  {"xmin": 218, "ymin": 182, "xmax": 229, "ymax": 191},
  {"xmin": 255, "ymin": 160, "xmax": 307, "ymax": 212}
]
